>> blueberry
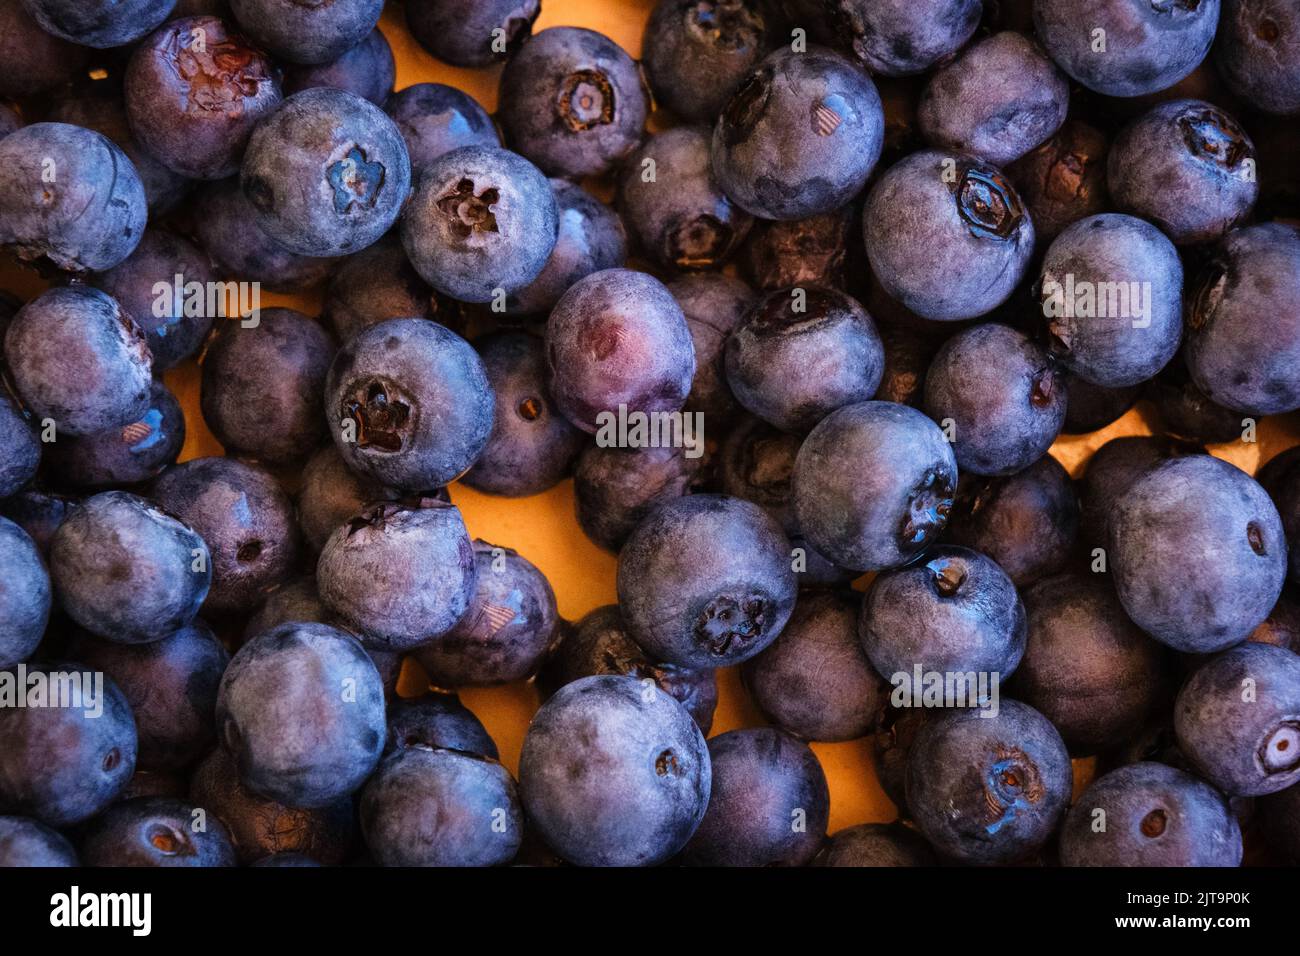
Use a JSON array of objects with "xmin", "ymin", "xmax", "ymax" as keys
[
  {"xmin": 50, "ymin": 492, "xmax": 210, "ymax": 644},
  {"xmin": 192, "ymin": 178, "xmax": 337, "ymax": 294},
  {"xmin": 713, "ymin": 46, "xmax": 884, "ymax": 221},
  {"xmin": 793, "ymin": 400, "xmax": 957, "ymax": 571},
  {"xmin": 317, "ymin": 498, "xmax": 477, "ymax": 652},
  {"xmin": 402, "ymin": 145, "xmax": 558, "ymax": 304},
  {"xmin": 0, "ymin": 387, "xmax": 39, "ymax": 500},
  {"xmin": 498, "ymin": 26, "xmax": 650, "ymax": 179},
  {"xmin": 618, "ymin": 494, "xmax": 797, "ymax": 668},
  {"xmin": 67, "ymin": 622, "xmax": 228, "ymax": 771},
  {"xmin": 151, "ymin": 457, "xmax": 300, "ymax": 617},
  {"xmin": 1260, "ymin": 447, "xmax": 1300, "ymax": 588},
  {"xmin": 217, "ymin": 621, "xmax": 386, "ymax": 807},
  {"xmin": 682, "ymin": 727, "xmax": 829, "ymax": 867},
  {"xmin": 820, "ymin": 0, "xmax": 982, "ymax": 76},
  {"xmin": 726, "ymin": 286, "xmax": 884, "ymax": 434},
  {"xmin": 413, "ymin": 540, "xmax": 559, "ymax": 686},
  {"xmin": 518, "ymin": 674, "xmax": 711, "ymax": 867},
  {"xmin": 737, "ymin": 205, "xmax": 855, "ymax": 292},
  {"xmin": 1109, "ymin": 454, "xmax": 1286, "ymax": 652},
  {"xmin": 1175, "ymin": 642, "xmax": 1300, "ymax": 795},
  {"xmin": 189, "ymin": 746, "xmax": 354, "ymax": 864},
  {"xmin": 20, "ymin": 0, "xmax": 176, "ymax": 47},
  {"xmin": 385, "ymin": 691, "xmax": 499, "ymax": 760},
  {"xmin": 1216, "ymin": 0, "xmax": 1300, "ymax": 114},
  {"xmin": 924, "ymin": 323, "xmax": 1066, "ymax": 477},
  {"xmin": 0, "ymin": 518, "xmax": 50, "ymax": 669},
  {"xmin": 864, "ymin": 150, "xmax": 1034, "ymax": 322},
  {"xmin": 407, "ymin": 0, "xmax": 539, "ymax": 67},
  {"xmin": 861, "ymin": 545, "xmax": 1027, "ymax": 680},
  {"xmin": 361, "ymin": 747, "xmax": 523, "ymax": 867},
  {"xmin": 1013, "ymin": 573, "xmax": 1170, "ymax": 755},
  {"xmin": 244, "ymin": 575, "xmax": 330, "ymax": 640},
  {"xmin": 296, "ymin": 447, "xmax": 392, "ymax": 554},
  {"xmin": 46, "ymin": 379, "xmax": 186, "ymax": 489},
  {"xmin": 1144, "ymin": 354, "xmax": 1246, "ymax": 444},
  {"xmin": 669, "ymin": 273, "xmax": 755, "ymax": 421},
  {"xmin": 48, "ymin": 83, "xmax": 192, "ymax": 215},
  {"xmin": 325, "ymin": 318, "xmax": 495, "ymax": 491},
  {"xmin": 1034, "ymin": 0, "xmax": 1220, "ymax": 97},
  {"xmin": 573, "ymin": 444, "xmax": 707, "ymax": 552},
  {"xmin": 539, "ymin": 605, "xmax": 719, "ymax": 735},
  {"xmin": 0, "ymin": 488, "xmax": 77, "ymax": 559},
  {"xmin": 1059, "ymin": 762, "xmax": 1242, "ymax": 866},
  {"xmin": 944, "ymin": 454, "xmax": 1080, "ymax": 587},
  {"xmin": 1006, "ymin": 120, "xmax": 1110, "ymax": 243},
  {"xmin": 201, "ymin": 309, "xmax": 336, "ymax": 465},
  {"xmin": 906, "ymin": 699, "xmax": 1072, "ymax": 865},
  {"xmin": 814, "ymin": 822, "xmax": 937, "ymax": 867},
  {"xmin": 228, "ymin": 0, "xmax": 381, "ymax": 63},
  {"xmin": 620, "ymin": 126, "xmax": 753, "ymax": 272},
  {"xmin": 743, "ymin": 590, "xmax": 889, "ymax": 742},
  {"xmin": 0, "ymin": 124, "xmax": 147, "ymax": 274},
  {"xmin": 0, "ymin": 663, "xmax": 137, "ymax": 826},
  {"xmin": 91, "ymin": 229, "xmax": 218, "ymax": 371},
  {"xmin": 126, "ymin": 16, "xmax": 282, "ymax": 180},
  {"xmin": 642, "ymin": 0, "xmax": 776, "ymax": 123},
  {"xmin": 322, "ymin": 236, "xmax": 463, "ymax": 344},
  {"xmin": 545, "ymin": 269, "xmax": 696, "ymax": 434},
  {"xmin": 462, "ymin": 332, "xmax": 587, "ymax": 498},
  {"xmin": 872, "ymin": 706, "xmax": 927, "ymax": 816},
  {"xmin": 241, "ymin": 88, "xmax": 411, "ymax": 257},
  {"xmin": 384, "ymin": 83, "xmax": 501, "ymax": 174},
  {"xmin": 1184, "ymin": 223, "xmax": 1300, "ymax": 415},
  {"xmin": 918, "ymin": 31, "xmax": 1069, "ymax": 166},
  {"xmin": 0, "ymin": 817, "xmax": 78, "ymax": 867},
  {"xmin": 284, "ymin": 26, "xmax": 395, "ymax": 106},
  {"xmin": 1062, "ymin": 375, "xmax": 1141, "ymax": 434},
  {"xmin": 1109, "ymin": 100, "xmax": 1257, "ymax": 245},
  {"xmin": 1259, "ymin": 780, "xmax": 1300, "ymax": 863},
  {"xmin": 719, "ymin": 416, "xmax": 800, "ymax": 531},
  {"xmin": 81, "ymin": 796, "xmax": 236, "ymax": 867},
  {"xmin": 0, "ymin": 0, "xmax": 89, "ymax": 98}
]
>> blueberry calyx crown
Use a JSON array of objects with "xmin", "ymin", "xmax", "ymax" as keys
[
  {"xmin": 983, "ymin": 745, "xmax": 1045, "ymax": 833},
  {"xmin": 926, "ymin": 556, "xmax": 967, "ymax": 597},
  {"xmin": 1139, "ymin": 808, "xmax": 1168, "ymax": 838},
  {"xmin": 1178, "ymin": 108, "xmax": 1250, "ymax": 171},
  {"xmin": 955, "ymin": 165, "xmax": 1025, "ymax": 241},
  {"xmin": 436, "ymin": 178, "xmax": 501, "ymax": 239},
  {"xmin": 669, "ymin": 214, "xmax": 734, "ymax": 269},
  {"xmin": 559, "ymin": 70, "xmax": 616, "ymax": 131},
  {"xmin": 692, "ymin": 592, "xmax": 771, "ymax": 657},
  {"xmin": 1259, "ymin": 721, "xmax": 1300, "ymax": 775},
  {"xmin": 686, "ymin": 0, "xmax": 766, "ymax": 52},
  {"xmin": 147, "ymin": 823, "xmax": 192, "ymax": 856},
  {"xmin": 900, "ymin": 467, "xmax": 954, "ymax": 550},
  {"xmin": 343, "ymin": 379, "xmax": 412, "ymax": 453},
  {"xmin": 328, "ymin": 146, "xmax": 386, "ymax": 215}
]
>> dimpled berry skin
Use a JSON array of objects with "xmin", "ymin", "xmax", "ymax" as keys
[
  {"xmin": 0, "ymin": 817, "xmax": 78, "ymax": 867},
  {"xmin": 924, "ymin": 324, "xmax": 1067, "ymax": 477},
  {"xmin": 1216, "ymin": 0, "xmax": 1300, "ymax": 114},
  {"xmin": 1035, "ymin": 0, "xmax": 1220, "ymax": 97},
  {"xmin": 1108, "ymin": 100, "xmax": 1257, "ymax": 245},
  {"xmin": 794, "ymin": 401, "xmax": 958, "ymax": 572},
  {"xmin": 1109, "ymin": 455, "xmax": 1287, "ymax": 653},
  {"xmin": 861, "ymin": 545, "xmax": 1027, "ymax": 681},
  {"xmin": 742, "ymin": 590, "xmax": 889, "ymax": 743},
  {"xmin": 50, "ymin": 492, "xmax": 211, "ymax": 645},
  {"xmin": 617, "ymin": 494, "xmax": 797, "ymax": 669},
  {"xmin": 498, "ymin": 27, "xmax": 649, "ymax": 179},
  {"xmin": 0, "ymin": 664, "xmax": 137, "ymax": 827},
  {"xmin": 216, "ymin": 622, "xmax": 386, "ymax": 808},
  {"xmin": 126, "ymin": 16, "xmax": 282, "ymax": 181},
  {"xmin": 241, "ymin": 88, "xmax": 411, "ymax": 257},
  {"xmin": 712, "ymin": 46, "xmax": 884, "ymax": 221},
  {"xmin": 545, "ymin": 269, "xmax": 696, "ymax": 434},
  {"xmin": 1060, "ymin": 763, "xmax": 1242, "ymax": 866},
  {"xmin": 1184, "ymin": 223, "xmax": 1300, "ymax": 416},
  {"xmin": 863, "ymin": 150, "xmax": 1035, "ymax": 322},
  {"xmin": 0, "ymin": 124, "xmax": 146, "ymax": 274},
  {"xmin": 82, "ymin": 797, "xmax": 236, "ymax": 867},
  {"xmin": 519, "ymin": 675, "xmax": 711, "ymax": 867},
  {"xmin": 317, "ymin": 499, "xmax": 477, "ymax": 653},
  {"xmin": 402, "ymin": 145, "xmax": 559, "ymax": 303},
  {"xmin": 325, "ymin": 318, "xmax": 495, "ymax": 492},
  {"xmin": 151, "ymin": 457, "xmax": 300, "ymax": 616},
  {"xmin": 360, "ymin": 747, "xmax": 524, "ymax": 867},
  {"xmin": 1007, "ymin": 120, "xmax": 1110, "ymax": 243},
  {"xmin": 907, "ymin": 699, "xmax": 1072, "ymax": 866},
  {"xmin": 200, "ymin": 309, "xmax": 336, "ymax": 465},
  {"xmin": 822, "ymin": 0, "xmax": 982, "ymax": 76},
  {"xmin": 725, "ymin": 286, "xmax": 884, "ymax": 434},
  {"xmin": 406, "ymin": 0, "xmax": 540, "ymax": 68},
  {"xmin": 385, "ymin": 83, "xmax": 501, "ymax": 174},
  {"xmin": 20, "ymin": 0, "xmax": 176, "ymax": 48},
  {"xmin": 0, "ymin": 519, "xmax": 50, "ymax": 669},
  {"xmin": 1038, "ymin": 214, "xmax": 1184, "ymax": 387},
  {"xmin": 1175, "ymin": 643, "xmax": 1300, "ymax": 796},
  {"xmin": 918, "ymin": 32, "xmax": 1070, "ymax": 167},
  {"xmin": 229, "ymin": 0, "xmax": 381, "ymax": 64},
  {"xmin": 738, "ymin": 205, "xmax": 854, "ymax": 292}
]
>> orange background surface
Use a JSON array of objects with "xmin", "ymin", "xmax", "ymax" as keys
[{"xmin": 4, "ymin": 0, "xmax": 1297, "ymax": 836}]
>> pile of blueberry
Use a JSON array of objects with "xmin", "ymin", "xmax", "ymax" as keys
[{"xmin": 1, "ymin": 0, "xmax": 1299, "ymax": 869}]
